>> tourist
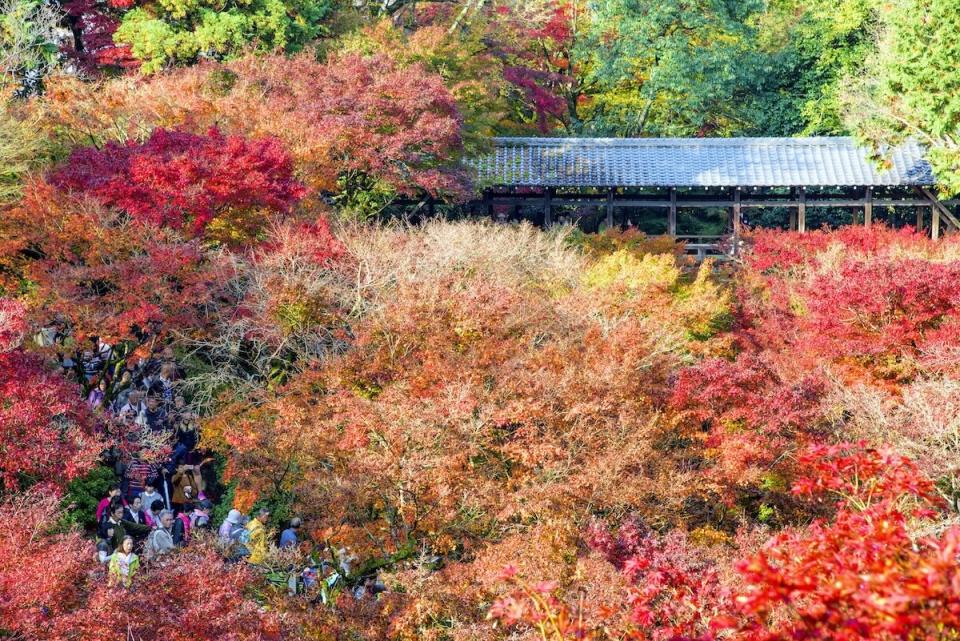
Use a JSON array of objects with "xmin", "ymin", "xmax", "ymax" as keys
[
  {"xmin": 96, "ymin": 336, "xmax": 113, "ymax": 363},
  {"xmin": 96, "ymin": 538, "xmax": 112, "ymax": 564},
  {"xmin": 145, "ymin": 498, "xmax": 164, "ymax": 528},
  {"xmin": 118, "ymin": 389, "xmax": 146, "ymax": 425},
  {"xmin": 171, "ymin": 510, "xmax": 191, "ymax": 546},
  {"xmin": 112, "ymin": 370, "xmax": 134, "ymax": 411},
  {"xmin": 87, "ymin": 377, "xmax": 107, "ymax": 410},
  {"xmin": 100, "ymin": 503, "xmax": 151, "ymax": 551},
  {"xmin": 142, "ymin": 395, "xmax": 168, "ymax": 432},
  {"xmin": 125, "ymin": 459, "xmax": 158, "ymax": 503},
  {"xmin": 245, "ymin": 508, "xmax": 270, "ymax": 564},
  {"xmin": 139, "ymin": 481, "xmax": 165, "ymax": 514},
  {"xmin": 171, "ymin": 462, "xmax": 207, "ymax": 513},
  {"xmin": 95, "ymin": 485, "xmax": 123, "ymax": 523},
  {"xmin": 190, "ymin": 499, "xmax": 213, "ymax": 530},
  {"xmin": 80, "ymin": 348, "xmax": 102, "ymax": 381},
  {"xmin": 108, "ymin": 536, "xmax": 140, "ymax": 588},
  {"xmin": 123, "ymin": 495, "xmax": 147, "ymax": 525},
  {"xmin": 156, "ymin": 361, "xmax": 177, "ymax": 402},
  {"xmin": 219, "ymin": 509, "xmax": 244, "ymax": 543},
  {"xmin": 279, "ymin": 517, "xmax": 302, "ymax": 549},
  {"xmin": 144, "ymin": 510, "xmax": 176, "ymax": 561},
  {"xmin": 169, "ymin": 396, "xmax": 199, "ymax": 465}
]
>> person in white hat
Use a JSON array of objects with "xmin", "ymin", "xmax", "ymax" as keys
[{"xmin": 218, "ymin": 509, "xmax": 243, "ymax": 543}]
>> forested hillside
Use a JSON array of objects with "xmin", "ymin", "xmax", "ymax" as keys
[{"xmin": 1, "ymin": 1, "xmax": 959, "ymax": 640}]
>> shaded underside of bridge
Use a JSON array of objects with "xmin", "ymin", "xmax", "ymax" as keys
[{"xmin": 465, "ymin": 137, "xmax": 960, "ymax": 241}]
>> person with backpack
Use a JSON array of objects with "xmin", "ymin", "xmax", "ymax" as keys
[
  {"xmin": 221, "ymin": 512, "xmax": 252, "ymax": 563},
  {"xmin": 219, "ymin": 509, "xmax": 244, "ymax": 543},
  {"xmin": 144, "ymin": 510, "xmax": 176, "ymax": 561},
  {"xmin": 172, "ymin": 511, "xmax": 191, "ymax": 546},
  {"xmin": 190, "ymin": 499, "xmax": 213, "ymax": 530}
]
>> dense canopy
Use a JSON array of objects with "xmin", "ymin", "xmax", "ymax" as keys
[{"xmin": 1, "ymin": 1, "xmax": 959, "ymax": 640}]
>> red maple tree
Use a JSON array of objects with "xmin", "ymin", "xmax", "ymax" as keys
[
  {"xmin": 49, "ymin": 127, "xmax": 306, "ymax": 235},
  {"xmin": 0, "ymin": 181, "xmax": 233, "ymax": 342},
  {"xmin": 0, "ymin": 299, "xmax": 100, "ymax": 491},
  {"xmin": 732, "ymin": 443, "xmax": 960, "ymax": 641}
]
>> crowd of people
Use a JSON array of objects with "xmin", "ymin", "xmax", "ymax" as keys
[{"xmin": 42, "ymin": 327, "xmax": 383, "ymax": 598}]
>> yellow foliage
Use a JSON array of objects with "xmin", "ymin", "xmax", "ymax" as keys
[
  {"xmin": 690, "ymin": 526, "xmax": 733, "ymax": 547},
  {"xmin": 673, "ymin": 260, "xmax": 733, "ymax": 341},
  {"xmin": 582, "ymin": 250, "xmax": 680, "ymax": 293}
]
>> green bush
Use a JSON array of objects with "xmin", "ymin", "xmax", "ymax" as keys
[{"xmin": 60, "ymin": 464, "xmax": 117, "ymax": 532}]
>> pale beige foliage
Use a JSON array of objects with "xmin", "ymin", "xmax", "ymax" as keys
[
  {"xmin": 829, "ymin": 376, "xmax": 960, "ymax": 511},
  {"xmin": 339, "ymin": 219, "xmax": 584, "ymax": 317}
]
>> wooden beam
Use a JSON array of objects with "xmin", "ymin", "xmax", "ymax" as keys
[
  {"xmin": 933, "ymin": 206, "xmax": 941, "ymax": 240},
  {"xmin": 605, "ymin": 189, "xmax": 615, "ymax": 229},
  {"xmin": 798, "ymin": 186, "xmax": 806, "ymax": 233},
  {"xmin": 917, "ymin": 207, "xmax": 924, "ymax": 232},
  {"xmin": 864, "ymin": 187, "xmax": 872, "ymax": 227},
  {"xmin": 668, "ymin": 188, "xmax": 677, "ymax": 236},
  {"xmin": 918, "ymin": 187, "xmax": 960, "ymax": 232},
  {"xmin": 485, "ymin": 195, "xmax": 951, "ymax": 208}
]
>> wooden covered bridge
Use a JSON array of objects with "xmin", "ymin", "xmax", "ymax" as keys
[{"xmin": 467, "ymin": 137, "xmax": 960, "ymax": 255}]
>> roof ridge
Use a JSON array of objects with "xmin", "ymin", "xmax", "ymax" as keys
[{"xmin": 492, "ymin": 136, "xmax": 860, "ymax": 146}]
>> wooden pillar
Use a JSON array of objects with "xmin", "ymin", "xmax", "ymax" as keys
[
  {"xmin": 916, "ymin": 207, "xmax": 924, "ymax": 232},
  {"xmin": 789, "ymin": 188, "xmax": 798, "ymax": 230},
  {"xmin": 733, "ymin": 187, "xmax": 742, "ymax": 238},
  {"xmin": 605, "ymin": 189, "xmax": 615, "ymax": 229},
  {"xmin": 798, "ymin": 186, "xmax": 807, "ymax": 233},
  {"xmin": 933, "ymin": 206, "xmax": 941, "ymax": 240},
  {"xmin": 864, "ymin": 187, "xmax": 873, "ymax": 227},
  {"xmin": 543, "ymin": 188, "xmax": 553, "ymax": 227},
  {"xmin": 483, "ymin": 192, "xmax": 493, "ymax": 218},
  {"xmin": 427, "ymin": 197, "xmax": 435, "ymax": 219},
  {"xmin": 668, "ymin": 188, "xmax": 677, "ymax": 236}
]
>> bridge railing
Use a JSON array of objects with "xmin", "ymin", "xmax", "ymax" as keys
[{"xmin": 675, "ymin": 235, "xmax": 734, "ymax": 261}]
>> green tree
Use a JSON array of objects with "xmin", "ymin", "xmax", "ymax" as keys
[
  {"xmin": 754, "ymin": 0, "xmax": 879, "ymax": 135},
  {"xmin": 0, "ymin": 101, "xmax": 53, "ymax": 206},
  {"xmin": 0, "ymin": 0, "xmax": 61, "ymax": 95},
  {"xmin": 844, "ymin": 0, "xmax": 960, "ymax": 195},
  {"xmin": 114, "ymin": 0, "xmax": 335, "ymax": 74},
  {"xmin": 576, "ymin": 0, "xmax": 775, "ymax": 136}
]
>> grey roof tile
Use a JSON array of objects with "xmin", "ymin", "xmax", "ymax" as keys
[{"xmin": 473, "ymin": 137, "xmax": 935, "ymax": 188}]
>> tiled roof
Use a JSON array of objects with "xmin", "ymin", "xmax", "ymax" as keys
[{"xmin": 472, "ymin": 137, "xmax": 934, "ymax": 188}]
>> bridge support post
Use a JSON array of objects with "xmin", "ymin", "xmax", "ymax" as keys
[
  {"xmin": 864, "ymin": 187, "xmax": 873, "ymax": 227},
  {"xmin": 605, "ymin": 189, "xmax": 615, "ymax": 229},
  {"xmin": 669, "ymin": 188, "xmax": 677, "ymax": 236},
  {"xmin": 543, "ymin": 188, "xmax": 553, "ymax": 227},
  {"xmin": 733, "ymin": 188, "xmax": 742, "ymax": 234},
  {"xmin": 798, "ymin": 187, "xmax": 807, "ymax": 233},
  {"xmin": 789, "ymin": 188, "xmax": 798, "ymax": 230}
]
